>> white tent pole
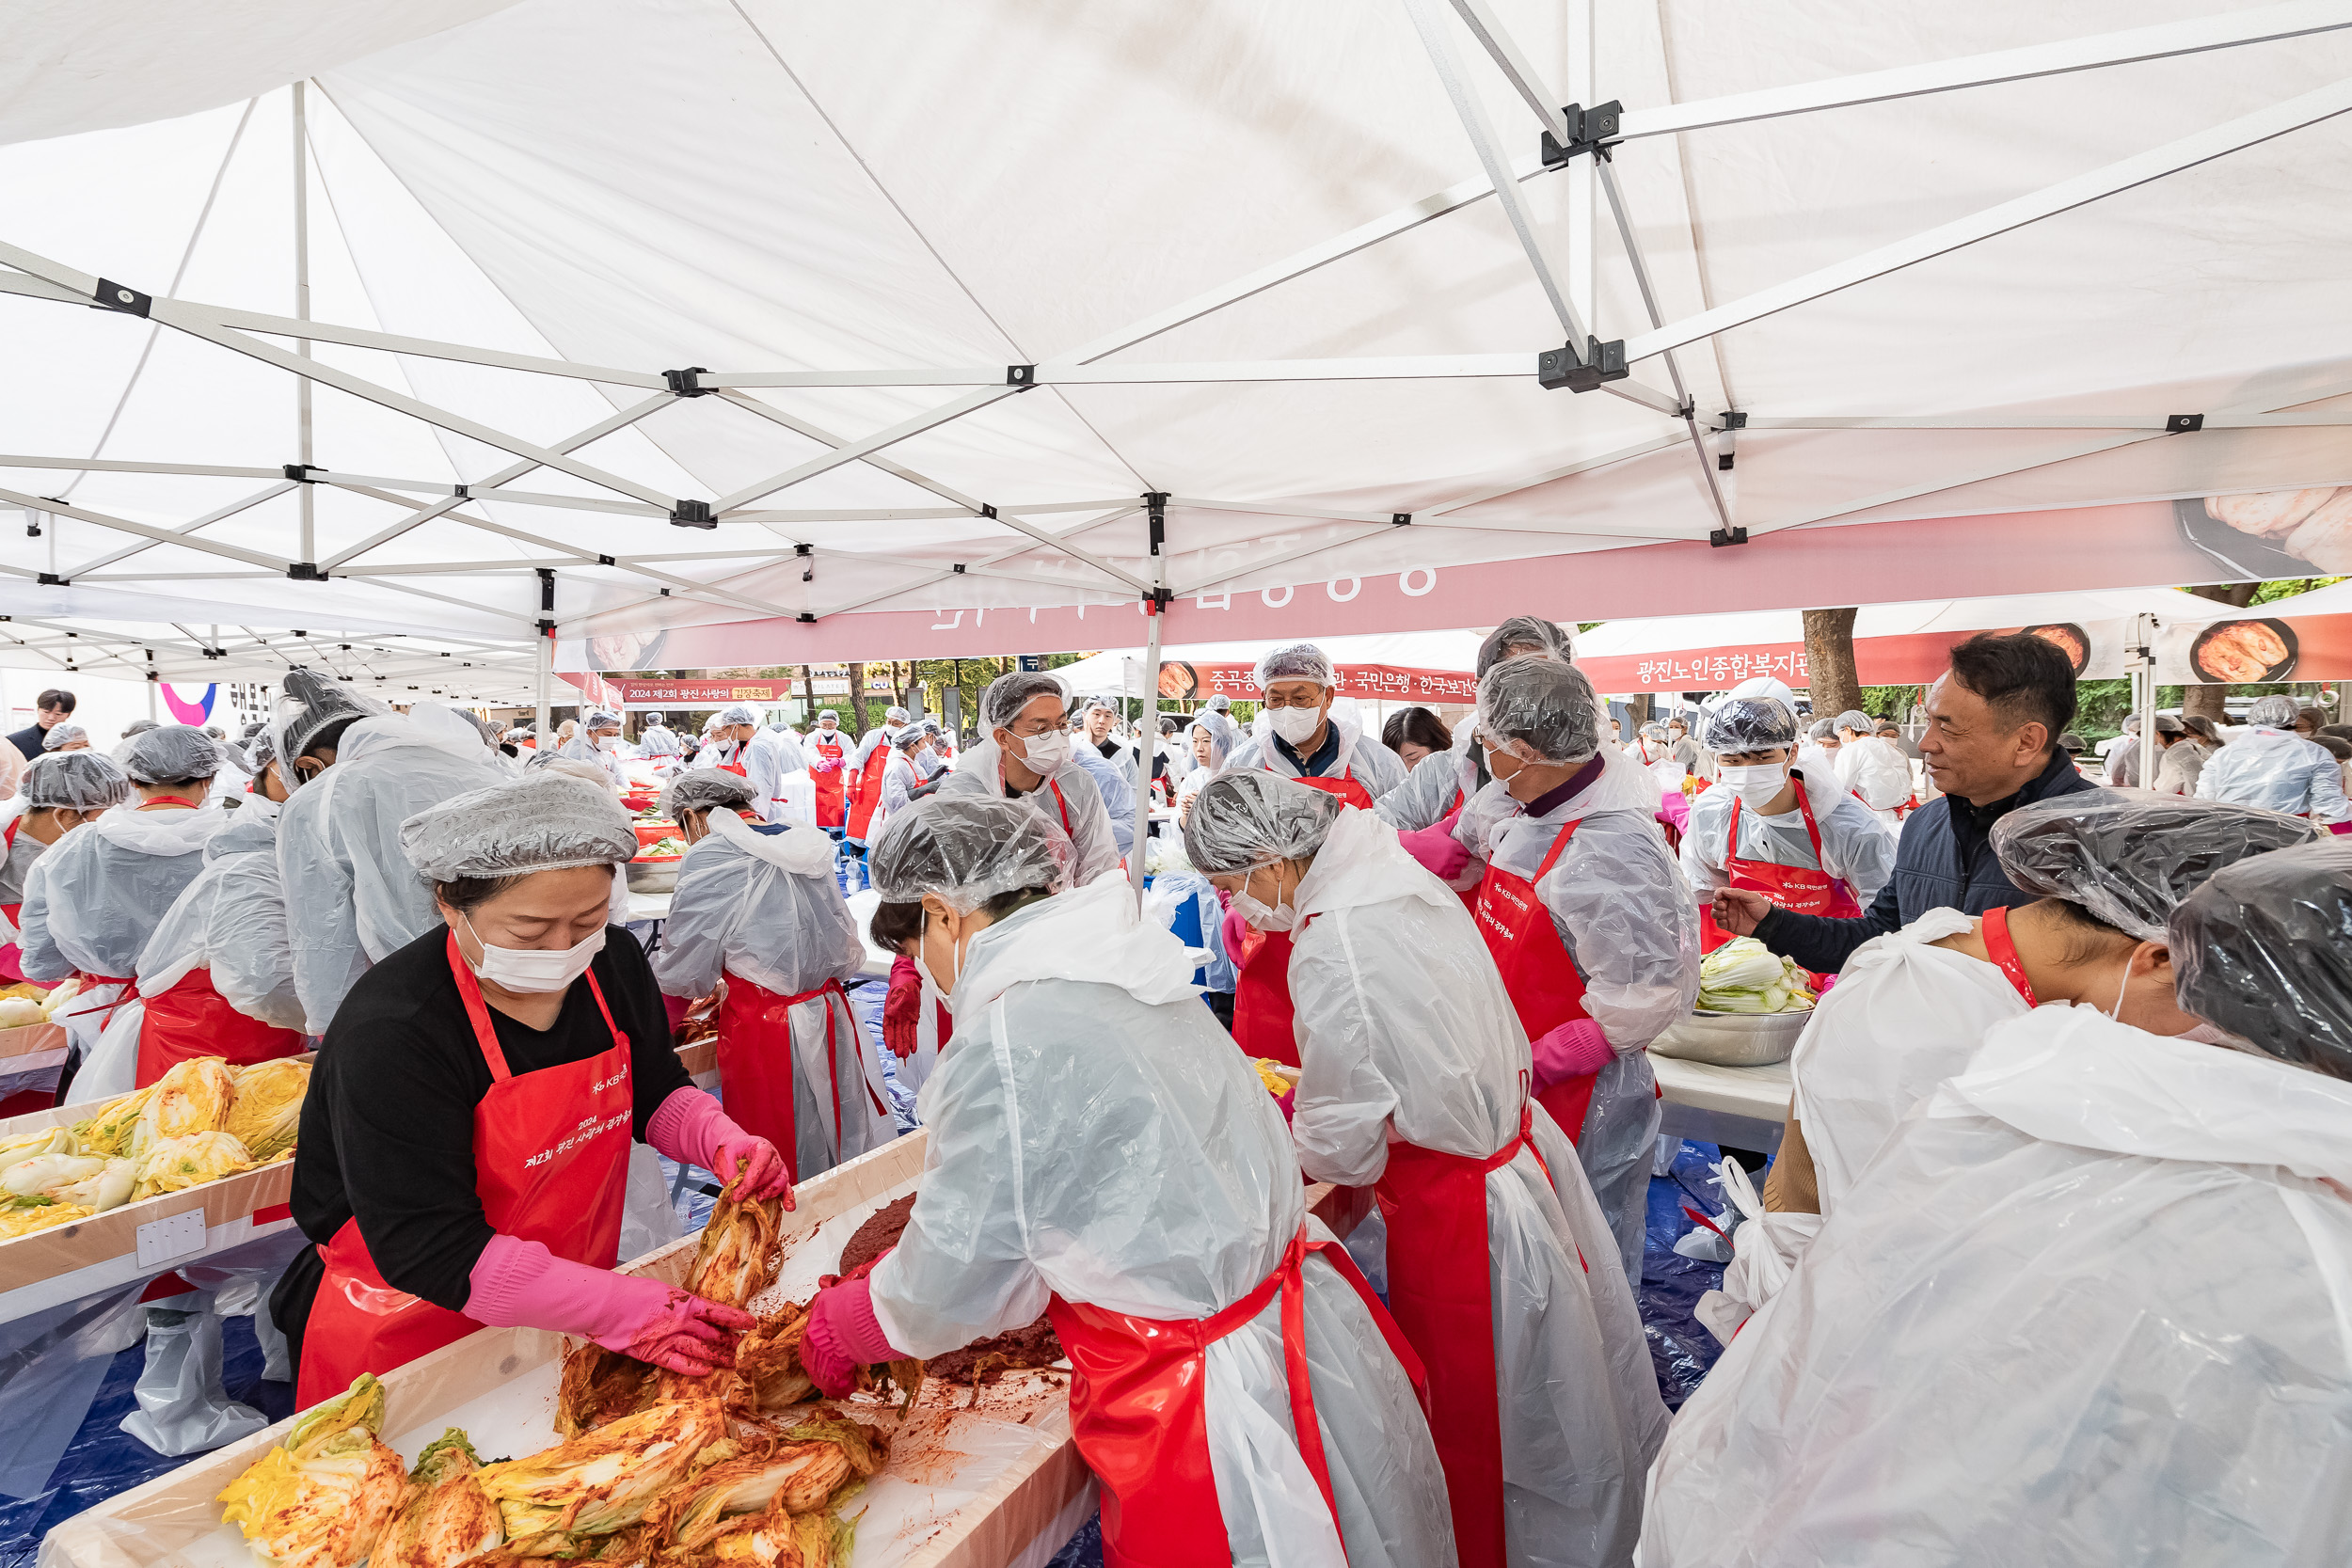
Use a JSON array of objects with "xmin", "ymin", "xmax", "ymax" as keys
[
  {"xmin": 2137, "ymin": 613, "xmax": 2160, "ymax": 793},
  {"xmin": 293, "ymin": 81, "xmax": 315, "ymax": 570},
  {"xmin": 709, "ymin": 386, "xmax": 1025, "ymax": 513},
  {"xmin": 1564, "ymin": 0, "xmax": 1595, "ymax": 336},
  {"xmin": 534, "ymin": 570, "xmax": 554, "ymax": 741},
  {"xmin": 1132, "ymin": 495, "xmax": 1168, "ymax": 898}
]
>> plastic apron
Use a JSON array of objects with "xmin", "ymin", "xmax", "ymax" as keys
[
  {"xmin": 845, "ymin": 746, "xmax": 888, "ymax": 840},
  {"xmin": 1232, "ymin": 772, "xmax": 1377, "ymax": 1068},
  {"xmin": 1473, "ymin": 819, "xmax": 1605, "ymax": 1143},
  {"xmin": 810, "ymin": 735, "xmax": 847, "ymax": 828},
  {"xmin": 294, "ymin": 933, "xmax": 632, "ymax": 1406},
  {"xmin": 0, "ymin": 816, "xmax": 24, "ymax": 984},
  {"xmin": 714, "ymin": 970, "xmax": 872, "ymax": 1182},
  {"xmin": 135, "ymin": 969, "xmax": 305, "ymax": 1086},
  {"xmin": 1377, "ymin": 1105, "xmax": 1556, "ymax": 1568},
  {"xmin": 1047, "ymin": 1227, "xmax": 1427, "ymax": 1568},
  {"xmin": 1696, "ymin": 784, "xmax": 1865, "ymax": 954}
]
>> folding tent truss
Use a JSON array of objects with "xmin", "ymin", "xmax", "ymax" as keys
[{"xmin": 6, "ymin": 0, "xmax": 2352, "ymax": 736}]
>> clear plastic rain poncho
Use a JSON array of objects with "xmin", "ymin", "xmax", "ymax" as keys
[
  {"xmin": 1068, "ymin": 740, "xmax": 1137, "ymax": 858},
  {"xmin": 1678, "ymin": 764, "xmax": 1896, "ymax": 906},
  {"xmin": 2170, "ymin": 840, "xmax": 2352, "ymax": 1079},
  {"xmin": 1641, "ymin": 1001, "xmax": 2352, "ymax": 1568},
  {"xmin": 135, "ymin": 806, "xmax": 306, "ymax": 1032},
  {"xmin": 276, "ymin": 706, "xmax": 511, "ymax": 1033},
  {"xmin": 270, "ymin": 667, "xmax": 391, "ymax": 785},
  {"xmin": 1377, "ymin": 621, "xmax": 1579, "ymax": 833},
  {"xmin": 877, "ymin": 732, "xmax": 929, "ymax": 822},
  {"xmin": 652, "ymin": 768, "xmax": 882, "ymax": 1175},
  {"xmin": 740, "ymin": 724, "xmax": 812, "ymax": 825},
  {"xmin": 122, "ymin": 725, "xmax": 220, "ymax": 785},
  {"xmin": 1226, "ymin": 695, "xmax": 1406, "ymax": 799},
  {"xmin": 1181, "ymin": 770, "xmax": 1343, "ymax": 875},
  {"xmin": 1831, "ymin": 731, "xmax": 1913, "ymax": 818},
  {"xmin": 866, "ymin": 874, "xmax": 1454, "ymax": 1567},
  {"xmin": 1993, "ymin": 793, "xmax": 2319, "ymax": 940},
  {"xmin": 558, "ymin": 707, "xmax": 629, "ymax": 789},
  {"xmin": 2195, "ymin": 722, "xmax": 2352, "ymax": 821},
  {"xmin": 401, "ymin": 768, "xmax": 636, "ymax": 881},
  {"xmin": 941, "ymin": 674, "xmax": 1123, "ymax": 887},
  {"xmin": 868, "ymin": 794, "xmax": 1072, "ymax": 913},
  {"xmin": 1456, "ymin": 655, "xmax": 1699, "ymax": 1281}
]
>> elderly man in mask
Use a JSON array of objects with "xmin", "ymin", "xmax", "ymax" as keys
[
  {"xmin": 559, "ymin": 708, "xmax": 630, "ymax": 790},
  {"xmin": 1380, "ymin": 615, "xmax": 1576, "ymax": 834},
  {"xmin": 1224, "ymin": 642, "xmax": 1406, "ymax": 807}
]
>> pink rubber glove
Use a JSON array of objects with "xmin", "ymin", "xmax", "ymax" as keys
[
  {"xmin": 800, "ymin": 1276, "xmax": 910, "ymax": 1398},
  {"xmin": 1396, "ymin": 821, "xmax": 1470, "ymax": 881},
  {"xmin": 883, "ymin": 955, "xmax": 922, "ymax": 1059},
  {"xmin": 1530, "ymin": 1018, "xmax": 1615, "ymax": 1092},
  {"xmin": 647, "ymin": 1086, "xmax": 795, "ymax": 1206},
  {"xmin": 1220, "ymin": 899, "xmax": 1252, "ymax": 960},
  {"xmin": 467, "ymin": 1234, "xmax": 755, "ymax": 1376}
]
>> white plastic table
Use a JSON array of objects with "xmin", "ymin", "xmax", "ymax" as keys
[{"xmin": 1649, "ymin": 1052, "xmax": 1792, "ymax": 1154}]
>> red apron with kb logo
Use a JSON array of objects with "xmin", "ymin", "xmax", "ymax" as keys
[
  {"xmin": 715, "ymin": 971, "xmax": 875, "ymax": 1181},
  {"xmin": 1230, "ymin": 771, "xmax": 1376, "ymax": 1068},
  {"xmin": 1473, "ymin": 818, "xmax": 1605, "ymax": 1142},
  {"xmin": 135, "ymin": 968, "xmax": 305, "ymax": 1086},
  {"xmin": 810, "ymin": 735, "xmax": 847, "ymax": 828},
  {"xmin": 1696, "ymin": 778, "xmax": 1864, "ymax": 955},
  {"xmin": 295, "ymin": 934, "xmax": 632, "ymax": 1406}
]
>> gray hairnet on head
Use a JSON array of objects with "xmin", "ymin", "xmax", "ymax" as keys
[
  {"xmin": 715, "ymin": 703, "xmax": 761, "ymax": 727},
  {"xmin": 21, "ymin": 751, "xmax": 131, "ymax": 811},
  {"xmin": 1641, "ymin": 721, "xmax": 1668, "ymax": 741},
  {"xmin": 584, "ymin": 708, "xmax": 623, "ymax": 730},
  {"xmin": 1208, "ymin": 694, "xmax": 1232, "ymax": 712},
  {"xmin": 869, "ymin": 794, "xmax": 1073, "ymax": 914},
  {"xmin": 885, "ymin": 705, "xmax": 911, "ymax": 724},
  {"xmin": 401, "ymin": 769, "xmax": 637, "ymax": 882},
  {"xmin": 2170, "ymin": 842, "xmax": 2352, "ymax": 1080},
  {"xmin": 2247, "ymin": 695, "xmax": 2300, "ymax": 728},
  {"xmin": 1994, "ymin": 795, "xmax": 2320, "ymax": 942},
  {"xmin": 1187, "ymin": 720, "xmax": 1234, "ymax": 771},
  {"xmin": 1083, "ymin": 694, "xmax": 1119, "ymax": 713},
  {"xmin": 644, "ymin": 712, "xmax": 666, "ymax": 727},
  {"xmin": 1806, "ymin": 717, "xmax": 1837, "ymax": 741},
  {"xmin": 1181, "ymin": 771, "xmax": 1343, "ymax": 876},
  {"xmin": 124, "ymin": 724, "xmax": 221, "ymax": 784},
  {"xmin": 244, "ymin": 724, "xmax": 278, "ymax": 771},
  {"xmin": 1833, "ymin": 709, "xmax": 1872, "ymax": 735},
  {"xmin": 1477, "ymin": 655, "xmax": 1602, "ymax": 766},
  {"xmin": 277, "ymin": 666, "xmax": 389, "ymax": 770},
  {"xmin": 121, "ymin": 720, "xmax": 158, "ymax": 737},
  {"xmin": 1475, "ymin": 615, "xmax": 1573, "ymax": 678},
  {"xmin": 40, "ymin": 725, "xmax": 87, "ymax": 752},
  {"xmin": 1704, "ymin": 695, "xmax": 1799, "ymax": 754},
  {"xmin": 1252, "ymin": 642, "xmax": 1336, "ymax": 690},
  {"xmin": 2122, "ymin": 714, "xmax": 2142, "ymax": 735},
  {"xmin": 661, "ymin": 769, "xmax": 758, "ymax": 818},
  {"xmin": 979, "ymin": 670, "xmax": 1069, "ymax": 732}
]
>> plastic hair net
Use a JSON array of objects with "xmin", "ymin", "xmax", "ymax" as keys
[
  {"xmin": 244, "ymin": 724, "xmax": 278, "ymax": 772},
  {"xmin": 1252, "ymin": 641, "xmax": 1336, "ymax": 690},
  {"xmin": 121, "ymin": 720, "xmax": 158, "ymax": 737},
  {"xmin": 123, "ymin": 725, "xmax": 221, "ymax": 784},
  {"xmin": 868, "ymin": 794, "xmax": 1073, "ymax": 913},
  {"xmin": 644, "ymin": 711, "xmax": 666, "ymax": 726},
  {"xmin": 715, "ymin": 703, "xmax": 761, "ymax": 727},
  {"xmin": 2248, "ymin": 695, "xmax": 2300, "ymax": 727},
  {"xmin": 1641, "ymin": 721, "xmax": 1669, "ymax": 742},
  {"xmin": 1208, "ymin": 694, "xmax": 1232, "ymax": 712},
  {"xmin": 400, "ymin": 768, "xmax": 637, "ymax": 882},
  {"xmin": 1475, "ymin": 615, "xmax": 1574, "ymax": 678},
  {"xmin": 1702, "ymin": 696, "xmax": 1798, "ymax": 755},
  {"xmin": 1476, "ymin": 655, "xmax": 1602, "ymax": 766},
  {"xmin": 40, "ymin": 725, "xmax": 86, "ymax": 752},
  {"xmin": 661, "ymin": 769, "xmax": 758, "ymax": 818},
  {"xmin": 1180, "ymin": 770, "xmax": 1343, "ymax": 876},
  {"xmin": 2170, "ymin": 841, "xmax": 2352, "ymax": 1079},
  {"xmin": 2122, "ymin": 714, "xmax": 2143, "ymax": 735},
  {"xmin": 275, "ymin": 666, "xmax": 390, "ymax": 767},
  {"xmin": 1187, "ymin": 720, "xmax": 1233, "ymax": 772},
  {"xmin": 584, "ymin": 708, "xmax": 623, "ymax": 730},
  {"xmin": 1833, "ymin": 709, "xmax": 1873, "ymax": 735},
  {"xmin": 20, "ymin": 751, "xmax": 131, "ymax": 811},
  {"xmin": 1993, "ymin": 794, "xmax": 2320, "ymax": 942},
  {"xmin": 1084, "ymin": 694, "xmax": 1119, "ymax": 713},
  {"xmin": 979, "ymin": 669, "xmax": 1069, "ymax": 732},
  {"xmin": 1806, "ymin": 718, "xmax": 1837, "ymax": 742}
]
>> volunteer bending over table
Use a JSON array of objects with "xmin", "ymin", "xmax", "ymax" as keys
[
  {"xmin": 1184, "ymin": 771, "xmax": 1664, "ymax": 1568},
  {"xmin": 1454, "ymin": 657, "xmax": 1699, "ymax": 1283},
  {"xmin": 1681, "ymin": 695, "xmax": 1894, "ymax": 955},
  {"xmin": 0, "ymin": 752, "xmax": 127, "ymax": 984},
  {"xmin": 1639, "ymin": 841, "xmax": 2352, "ymax": 1568},
  {"xmin": 649, "ymin": 769, "xmax": 886, "ymax": 1177},
  {"xmin": 274, "ymin": 768, "xmax": 792, "ymax": 1406},
  {"xmin": 1766, "ymin": 793, "xmax": 2317, "ymax": 1218},
  {"xmin": 803, "ymin": 795, "xmax": 1455, "ymax": 1568}
]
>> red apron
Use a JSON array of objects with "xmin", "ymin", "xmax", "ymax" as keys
[
  {"xmin": 0, "ymin": 816, "xmax": 25, "ymax": 985},
  {"xmin": 1697, "ymin": 782, "xmax": 1865, "ymax": 954},
  {"xmin": 1377, "ymin": 1106, "xmax": 1553, "ymax": 1568},
  {"xmin": 714, "ymin": 972, "xmax": 875, "ymax": 1182},
  {"xmin": 1473, "ymin": 818, "xmax": 1604, "ymax": 1142},
  {"xmin": 1231, "ymin": 771, "xmax": 1376, "ymax": 1068},
  {"xmin": 1048, "ymin": 1227, "xmax": 1426, "ymax": 1567},
  {"xmin": 810, "ymin": 735, "xmax": 847, "ymax": 828},
  {"xmin": 295, "ymin": 934, "xmax": 633, "ymax": 1406},
  {"xmin": 135, "ymin": 968, "xmax": 304, "ymax": 1087},
  {"xmin": 1979, "ymin": 904, "xmax": 2040, "ymax": 1005},
  {"xmin": 845, "ymin": 738, "xmax": 890, "ymax": 840}
]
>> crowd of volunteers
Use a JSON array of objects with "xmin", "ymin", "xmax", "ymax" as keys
[{"xmin": 7, "ymin": 621, "xmax": 2349, "ymax": 1568}]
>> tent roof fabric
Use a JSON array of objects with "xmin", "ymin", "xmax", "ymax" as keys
[{"xmin": 5, "ymin": 1, "xmax": 2352, "ymax": 680}]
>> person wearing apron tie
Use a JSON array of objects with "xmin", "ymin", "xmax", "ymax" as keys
[
  {"xmin": 807, "ymin": 713, "xmax": 850, "ymax": 831},
  {"xmin": 272, "ymin": 768, "xmax": 794, "ymax": 1405},
  {"xmin": 649, "ymin": 770, "xmax": 886, "ymax": 1182},
  {"xmin": 1456, "ymin": 657, "xmax": 1701, "ymax": 1287},
  {"xmin": 801, "ymin": 795, "xmax": 1457, "ymax": 1568},
  {"xmin": 1185, "ymin": 772, "xmax": 1666, "ymax": 1568},
  {"xmin": 1681, "ymin": 696, "xmax": 1896, "ymax": 967},
  {"xmin": 0, "ymin": 752, "xmax": 124, "ymax": 987}
]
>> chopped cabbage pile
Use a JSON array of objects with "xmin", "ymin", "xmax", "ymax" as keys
[{"xmin": 1697, "ymin": 938, "xmax": 1817, "ymax": 1015}]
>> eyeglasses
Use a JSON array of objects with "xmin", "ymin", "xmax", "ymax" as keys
[{"xmin": 1009, "ymin": 719, "xmax": 1070, "ymax": 737}]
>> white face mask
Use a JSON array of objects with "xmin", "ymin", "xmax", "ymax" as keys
[
  {"xmin": 923, "ymin": 909, "xmax": 965, "ymax": 1005},
  {"xmin": 1016, "ymin": 729, "xmax": 1071, "ymax": 772},
  {"xmin": 1267, "ymin": 704, "xmax": 1325, "ymax": 747},
  {"xmin": 461, "ymin": 911, "xmax": 605, "ymax": 994},
  {"xmin": 1232, "ymin": 867, "xmax": 1297, "ymax": 932},
  {"xmin": 1718, "ymin": 763, "xmax": 1789, "ymax": 811}
]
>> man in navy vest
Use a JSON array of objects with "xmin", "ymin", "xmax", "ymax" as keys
[{"xmin": 1713, "ymin": 632, "xmax": 2106, "ymax": 974}]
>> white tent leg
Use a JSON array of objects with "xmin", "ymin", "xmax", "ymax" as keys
[
  {"xmin": 1133, "ymin": 501, "xmax": 1168, "ymax": 898},
  {"xmin": 292, "ymin": 81, "xmax": 314, "ymax": 570},
  {"xmin": 534, "ymin": 631, "xmax": 552, "ymax": 743}
]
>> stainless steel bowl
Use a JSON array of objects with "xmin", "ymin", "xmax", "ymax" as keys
[
  {"xmin": 625, "ymin": 859, "xmax": 681, "ymax": 893},
  {"xmin": 1648, "ymin": 1009, "xmax": 1807, "ymax": 1068}
]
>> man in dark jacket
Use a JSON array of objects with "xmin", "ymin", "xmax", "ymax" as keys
[
  {"xmin": 1713, "ymin": 632, "xmax": 2106, "ymax": 974},
  {"xmin": 6, "ymin": 688, "xmax": 74, "ymax": 763}
]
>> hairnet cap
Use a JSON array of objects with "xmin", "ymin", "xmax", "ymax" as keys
[
  {"xmin": 2170, "ymin": 842, "xmax": 2352, "ymax": 1080},
  {"xmin": 644, "ymin": 712, "xmax": 666, "ymax": 726},
  {"xmin": 1477, "ymin": 655, "xmax": 1602, "ymax": 766},
  {"xmin": 661, "ymin": 769, "xmax": 757, "ymax": 818},
  {"xmin": 1475, "ymin": 616, "xmax": 1574, "ymax": 678},
  {"xmin": 21, "ymin": 751, "xmax": 131, "ymax": 811},
  {"xmin": 401, "ymin": 769, "xmax": 637, "ymax": 882},
  {"xmin": 979, "ymin": 670, "xmax": 1069, "ymax": 732},
  {"xmin": 2122, "ymin": 714, "xmax": 2142, "ymax": 735},
  {"xmin": 1703, "ymin": 695, "xmax": 1798, "ymax": 754},
  {"xmin": 122, "ymin": 720, "xmax": 159, "ymax": 737},
  {"xmin": 123, "ymin": 724, "xmax": 221, "ymax": 784},
  {"xmin": 584, "ymin": 708, "xmax": 622, "ymax": 729},
  {"xmin": 885, "ymin": 706, "xmax": 911, "ymax": 724},
  {"xmin": 1993, "ymin": 794, "xmax": 2320, "ymax": 942},
  {"xmin": 1641, "ymin": 721, "xmax": 1668, "ymax": 741},
  {"xmin": 1181, "ymin": 771, "xmax": 1343, "ymax": 876},
  {"xmin": 1833, "ymin": 710, "xmax": 1872, "ymax": 734},
  {"xmin": 715, "ymin": 703, "xmax": 760, "ymax": 727},
  {"xmin": 868, "ymin": 794, "xmax": 1073, "ymax": 914},
  {"xmin": 1208, "ymin": 694, "xmax": 1232, "ymax": 712},
  {"xmin": 41, "ymin": 725, "xmax": 86, "ymax": 752},
  {"xmin": 2247, "ymin": 695, "xmax": 2300, "ymax": 728},
  {"xmin": 1252, "ymin": 642, "xmax": 1336, "ymax": 691},
  {"xmin": 1083, "ymin": 694, "xmax": 1119, "ymax": 713}
]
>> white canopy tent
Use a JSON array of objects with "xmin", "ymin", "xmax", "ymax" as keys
[{"xmin": 7, "ymin": 1, "xmax": 2352, "ymax": 764}]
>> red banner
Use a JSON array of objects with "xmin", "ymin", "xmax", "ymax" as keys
[{"xmin": 1161, "ymin": 661, "xmax": 1475, "ymax": 704}]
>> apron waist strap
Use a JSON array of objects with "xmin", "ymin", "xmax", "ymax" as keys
[{"xmin": 72, "ymin": 972, "xmax": 138, "ymax": 1025}]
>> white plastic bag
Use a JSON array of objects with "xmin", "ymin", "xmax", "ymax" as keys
[
  {"xmin": 1693, "ymin": 1158, "xmax": 1823, "ymax": 1345},
  {"xmin": 61, "ymin": 990, "xmax": 141, "ymax": 1105}
]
